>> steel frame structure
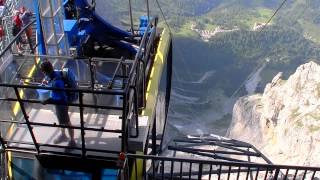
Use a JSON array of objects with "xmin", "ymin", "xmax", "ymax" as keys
[
  {"xmin": 124, "ymin": 154, "xmax": 320, "ymax": 180},
  {"xmin": 0, "ymin": 16, "xmax": 159, "ymax": 162},
  {"xmin": 168, "ymin": 135, "xmax": 272, "ymax": 164}
]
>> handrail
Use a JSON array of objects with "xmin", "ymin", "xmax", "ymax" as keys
[
  {"xmin": 0, "ymin": 12, "xmax": 159, "ymax": 160},
  {"xmin": 125, "ymin": 154, "xmax": 320, "ymax": 180},
  {"xmin": 0, "ymin": 83, "xmax": 124, "ymax": 95},
  {"xmin": 0, "ymin": 97, "xmax": 123, "ymax": 110},
  {"xmin": 0, "ymin": 19, "xmax": 36, "ymax": 58},
  {"xmin": 117, "ymin": 16, "xmax": 158, "ymax": 151},
  {"xmin": 127, "ymin": 16, "xmax": 158, "ymax": 109},
  {"xmin": 126, "ymin": 154, "xmax": 320, "ymax": 170},
  {"xmin": 1, "ymin": 13, "xmax": 36, "ymax": 49},
  {"xmin": 0, "ymin": 83, "xmax": 126, "ymax": 156},
  {"xmin": 129, "ymin": 16, "xmax": 157, "ymax": 85}
]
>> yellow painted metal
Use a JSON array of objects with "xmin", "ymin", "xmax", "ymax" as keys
[
  {"xmin": 130, "ymin": 151, "xmax": 144, "ymax": 180},
  {"xmin": 137, "ymin": 29, "xmax": 171, "ymax": 178},
  {"xmin": 7, "ymin": 57, "xmax": 41, "ymax": 180},
  {"xmin": 13, "ymin": 58, "xmax": 40, "ymax": 115},
  {"xmin": 142, "ymin": 29, "xmax": 171, "ymax": 117},
  {"xmin": 7, "ymin": 151, "xmax": 12, "ymax": 179}
]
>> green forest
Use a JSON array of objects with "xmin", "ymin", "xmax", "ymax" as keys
[
  {"xmin": 97, "ymin": 0, "xmax": 320, "ymax": 133},
  {"xmin": 173, "ymin": 25, "xmax": 320, "ymax": 96}
]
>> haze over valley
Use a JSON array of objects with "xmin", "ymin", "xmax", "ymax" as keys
[{"xmin": 93, "ymin": 0, "xmax": 320, "ymax": 139}]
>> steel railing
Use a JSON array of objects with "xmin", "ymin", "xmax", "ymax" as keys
[
  {"xmin": 0, "ymin": 67, "xmax": 129, "ymax": 156},
  {"xmin": 0, "ymin": 22, "xmax": 159, "ymax": 158},
  {"xmin": 0, "ymin": 0, "xmax": 33, "ymax": 51},
  {"xmin": 0, "ymin": 7, "xmax": 160, "ymax": 164},
  {"xmin": 123, "ymin": 154, "xmax": 320, "ymax": 180},
  {"xmin": 0, "ymin": 19, "xmax": 37, "ymax": 73}
]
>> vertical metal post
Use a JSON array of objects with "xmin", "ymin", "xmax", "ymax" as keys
[
  {"xmin": 142, "ymin": 157, "xmax": 147, "ymax": 180},
  {"xmin": 0, "ymin": 134, "xmax": 6, "ymax": 179},
  {"xmin": 179, "ymin": 162, "xmax": 183, "ymax": 179},
  {"xmin": 198, "ymin": 163, "xmax": 203, "ymax": 180},
  {"xmin": 237, "ymin": 166, "xmax": 241, "ymax": 180},
  {"xmin": 3, "ymin": 152, "xmax": 8, "ymax": 180},
  {"xmin": 255, "ymin": 167, "xmax": 260, "ymax": 180},
  {"xmin": 129, "ymin": 87, "xmax": 139, "ymax": 138},
  {"xmin": 248, "ymin": 147, "xmax": 254, "ymax": 180},
  {"xmin": 134, "ymin": 159, "xmax": 138, "ymax": 180},
  {"xmin": 89, "ymin": 58, "xmax": 95, "ymax": 90},
  {"xmin": 128, "ymin": 0, "xmax": 134, "ymax": 35},
  {"xmin": 161, "ymin": 160, "xmax": 164, "ymax": 180},
  {"xmin": 121, "ymin": 90, "xmax": 127, "ymax": 152},
  {"xmin": 121, "ymin": 62, "xmax": 126, "ymax": 89},
  {"xmin": 0, "ymin": 131, "xmax": 6, "ymax": 151},
  {"xmin": 188, "ymin": 162, "xmax": 192, "ymax": 179},
  {"xmin": 13, "ymin": 87, "xmax": 40, "ymax": 153},
  {"xmin": 218, "ymin": 165, "xmax": 222, "ymax": 180},
  {"xmin": 146, "ymin": 0, "xmax": 150, "ymax": 22},
  {"xmin": 152, "ymin": 116, "xmax": 156, "ymax": 155},
  {"xmin": 141, "ymin": 61, "xmax": 146, "ymax": 108},
  {"xmin": 264, "ymin": 168, "xmax": 269, "ymax": 180},
  {"xmin": 125, "ymin": 158, "xmax": 130, "ymax": 180},
  {"xmin": 79, "ymin": 92, "xmax": 86, "ymax": 157},
  {"xmin": 89, "ymin": 58, "xmax": 98, "ymax": 111},
  {"xmin": 245, "ymin": 167, "xmax": 250, "ymax": 180},
  {"xmin": 133, "ymin": 87, "xmax": 138, "ymax": 135},
  {"xmin": 311, "ymin": 171, "xmax": 316, "ymax": 179},
  {"xmin": 209, "ymin": 164, "xmax": 213, "ymax": 180},
  {"xmin": 170, "ymin": 160, "xmax": 174, "ymax": 179},
  {"xmin": 273, "ymin": 169, "xmax": 280, "ymax": 180}
]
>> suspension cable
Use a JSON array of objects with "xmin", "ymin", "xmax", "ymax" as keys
[
  {"xmin": 153, "ymin": 0, "xmax": 207, "ymax": 132},
  {"xmin": 230, "ymin": 0, "xmax": 289, "ymax": 99},
  {"xmin": 154, "ymin": 0, "xmax": 172, "ymax": 35},
  {"xmin": 259, "ymin": 0, "xmax": 289, "ymax": 33},
  {"xmin": 128, "ymin": 0, "xmax": 134, "ymax": 35}
]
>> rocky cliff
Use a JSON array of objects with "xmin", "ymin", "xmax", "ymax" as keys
[{"xmin": 228, "ymin": 61, "xmax": 320, "ymax": 166}]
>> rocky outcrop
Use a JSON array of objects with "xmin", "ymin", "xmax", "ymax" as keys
[{"xmin": 228, "ymin": 61, "xmax": 320, "ymax": 166}]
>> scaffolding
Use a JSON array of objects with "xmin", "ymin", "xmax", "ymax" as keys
[
  {"xmin": 0, "ymin": 16, "xmax": 159, "ymax": 168},
  {"xmin": 38, "ymin": 0, "xmax": 68, "ymax": 55}
]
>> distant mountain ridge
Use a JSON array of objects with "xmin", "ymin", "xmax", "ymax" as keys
[
  {"xmin": 95, "ymin": 0, "xmax": 320, "ymax": 139},
  {"xmin": 96, "ymin": 0, "xmax": 320, "ymax": 42}
]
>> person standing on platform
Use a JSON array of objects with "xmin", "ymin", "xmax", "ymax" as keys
[
  {"xmin": 20, "ymin": 6, "xmax": 33, "ymax": 43},
  {"xmin": 40, "ymin": 61, "xmax": 76, "ymax": 147},
  {"xmin": 12, "ymin": 10, "xmax": 22, "ymax": 53}
]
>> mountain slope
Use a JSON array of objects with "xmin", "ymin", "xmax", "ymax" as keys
[{"xmin": 228, "ymin": 61, "xmax": 320, "ymax": 166}]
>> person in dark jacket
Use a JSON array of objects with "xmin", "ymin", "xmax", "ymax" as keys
[
  {"xmin": 40, "ymin": 61, "xmax": 76, "ymax": 147},
  {"xmin": 19, "ymin": 6, "xmax": 33, "ymax": 41},
  {"xmin": 12, "ymin": 10, "xmax": 22, "ymax": 53}
]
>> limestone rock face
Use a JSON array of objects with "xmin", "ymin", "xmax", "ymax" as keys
[{"xmin": 228, "ymin": 61, "xmax": 320, "ymax": 166}]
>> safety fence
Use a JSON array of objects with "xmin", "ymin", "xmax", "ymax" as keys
[{"xmin": 123, "ymin": 154, "xmax": 320, "ymax": 180}]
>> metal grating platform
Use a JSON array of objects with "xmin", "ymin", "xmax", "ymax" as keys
[{"xmin": 6, "ymin": 108, "xmax": 149, "ymax": 157}]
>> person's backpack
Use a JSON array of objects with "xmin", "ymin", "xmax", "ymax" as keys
[{"xmin": 58, "ymin": 68, "xmax": 79, "ymax": 102}]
